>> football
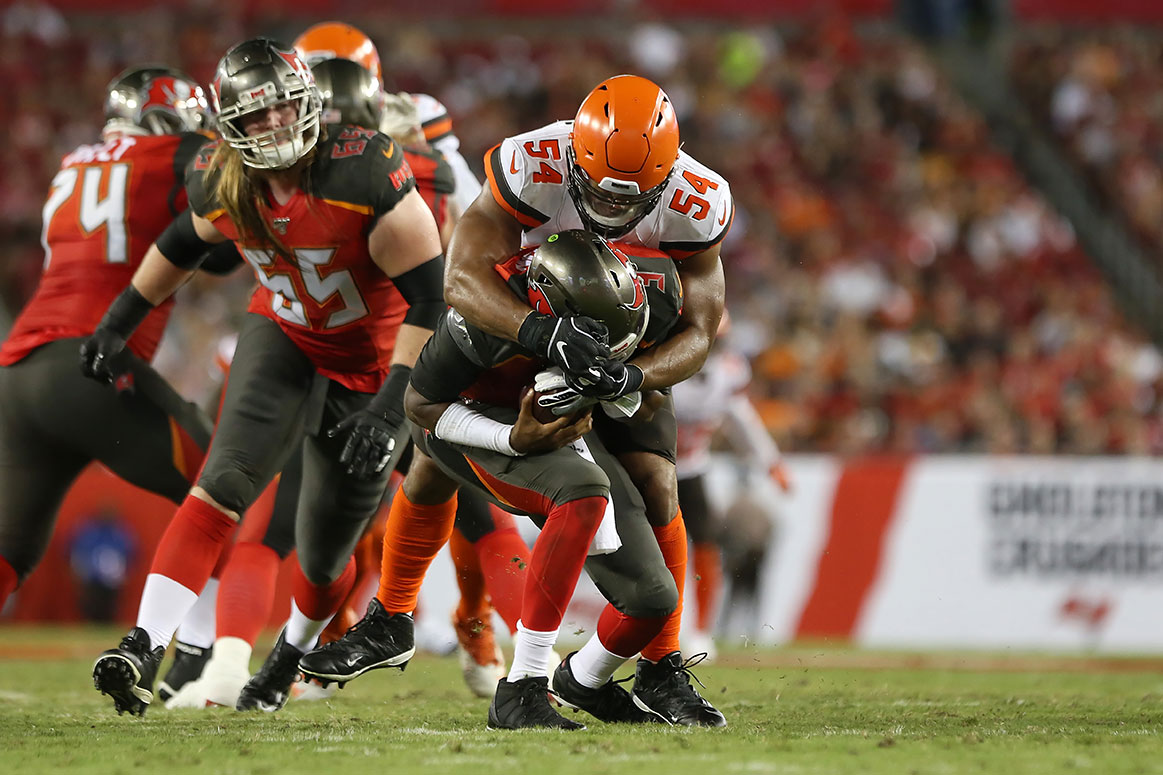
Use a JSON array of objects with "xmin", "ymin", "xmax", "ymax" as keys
[{"xmin": 520, "ymin": 385, "xmax": 559, "ymax": 424}]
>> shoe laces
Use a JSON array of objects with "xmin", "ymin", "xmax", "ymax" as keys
[
  {"xmin": 659, "ymin": 652, "xmax": 710, "ymax": 697},
  {"xmin": 514, "ymin": 678, "xmax": 563, "ymax": 723}
]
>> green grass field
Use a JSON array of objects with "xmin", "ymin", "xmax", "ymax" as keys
[{"xmin": 1, "ymin": 626, "xmax": 1162, "ymax": 775}]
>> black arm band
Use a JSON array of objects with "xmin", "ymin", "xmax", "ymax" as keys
[
  {"xmin": 367, "ymin": 363, "xmax": 413, "ymax": 422},
  {"xmin": 157, "ymin": 209, "xmax": 213, "ymax": 270},
  {"xmin": 199, "ymin": 242, "xmax": 245, "ymax": 275},
  {"xmin": 393, "ymin": 254, "xmax": 447, "ymax": 330},
  {"xmin": 100, "ymin": 285, "xmax": 155, "ymax": 339}
]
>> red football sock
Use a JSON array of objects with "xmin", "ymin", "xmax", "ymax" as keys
[
  {"xmin": 0, "ymin": 555, "xmax": 18, "ymax": 612},
  {"xmin": 292, "ymin": 556, "xmax": 357, "ymax": 621},
  {"xmin": 596, "ymin": 604, "xmax": 668, "ymax": 658},
  {"xmin": 150, "ymin": 494, "xmax": 237, "ymax": 592},
  {"xmin": 640, "ymin": 511, "xmax": 687, "ymax": 662},
  {"xmin": 692, "ymin": 542, "xmax": 723, "ymax": 632},
  {"xmin": 475, "ymin": 522, "xmax": 530, "ymax": 635},
  {"xmin": 216, "ymin": 542, "xmax": 280, "ymax": 646},
  {"xmin": 450, "ymin": 529, "xmax": 490, "ymax": 621},
  {"xmin": 520, "ymin": 496, "xmax": 605, "ymax": 632},
  {"xmin": 376, "ymin": 489, "xmax": 458, "ymax": 614}
]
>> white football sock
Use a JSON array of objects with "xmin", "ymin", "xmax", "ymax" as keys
[
  {"xmin": 283, "ymin": 600, "xmax": 333, "ymax": 653},
  {"xmin": 175, "ymin": 577, "xmax": 218, "ymax": 649},
  {"xmin": 507, "ymin": 621, "xmax": 559, "ymax": 682},
  {"xmin": 136, "ymin": 573, "xmax": 199, "ymax": 651},
  {"xmin": 569, "ymin": 633, "xmax": 629, "ymax": 689},
  {"xmin": 205, "ymin": 636, "xmax": 253, "ymax": 673}
]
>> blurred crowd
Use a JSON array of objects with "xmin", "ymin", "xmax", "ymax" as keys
[
  {"xmin": 1013, "ymin": 26, "xmax": 1163, "ymax": 263},
  {"xmin": 3, "ymin": 1, "xmax": 1162, "ymax": 455}
]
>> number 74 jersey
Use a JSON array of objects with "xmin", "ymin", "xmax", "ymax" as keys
[{"xmin": 484, "ymin": 120, "xmax": 733, "ymax": 259}]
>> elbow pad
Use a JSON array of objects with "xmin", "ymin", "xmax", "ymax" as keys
[
  {"xmin": 199, "ymin": 242, "xmax": 245, "ymax": 275},
  {"xmin": 156, "ymin": 210, "xmax": 213, "ymax": 270},
  {"xmin": 393, "ymin": 254, "xmax": 447, "ymax": 330}
]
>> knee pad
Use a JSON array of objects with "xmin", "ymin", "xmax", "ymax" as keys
[
  {"xmin": 197, "ymin": 469, "xmax": 258, "ymax": 515},
  {"xmin": 618, "ymin": 573, "xmax": 679, "ymax": 620}
]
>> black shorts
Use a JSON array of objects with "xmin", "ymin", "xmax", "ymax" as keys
[
  {"xmin": 0, "ymin": 337, "xmax": 212, "ymax": 578},
  {"xmin": 197, "ymin": 314, "xmax": 395, "ymax": 583}
]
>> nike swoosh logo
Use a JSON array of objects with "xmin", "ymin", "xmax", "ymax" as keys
[
  {"xmin": 382, "ymin": 146, "xmax": 394, "ymax": 160},
  {"xmin": 718, "ymin": 205, "xmax": 728, "ymax": 226},
  {"xmin": 346, "ymin": 655, "xmax": 363, "ymax": 667},
  {"xmin": 510, "ymin": 152, "xmax": 519, "ymax": 175}
]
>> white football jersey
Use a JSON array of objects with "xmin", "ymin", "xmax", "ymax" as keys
[
  {"xmin": 411, "ymin": 92, "xmax": 482, "ymax": 213},
  {"xmin": 673, "ymin": 349, "xmax": 751, "ymax": 478},
  {"xmin": 484, "ymin": 121, "xmax": 733, "ymax": 257}
]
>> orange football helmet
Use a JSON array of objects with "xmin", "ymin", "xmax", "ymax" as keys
[
  {"xmin": 568, "ymin": 75, "xmax": 680, "ymax": 238},
  {"xmin": 293, "ymin": 22, "xmax": 382, "ymax": 86}
]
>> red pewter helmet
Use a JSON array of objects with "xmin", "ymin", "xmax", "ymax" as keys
[
  {"xmin": 311, "ymin": 58, "xmax": 383, "ymax": 129},
  {"xmin": 105, "ymin": 66, "xmax": 209, "ymax": 135},
  {"xmin": 526, "ymin": 230, "xmax": 650, "ymax": 361},
  {"xmin": 211, "ymin": 37, "xmax": 321, "ymax": 170},
  {"xmin": 568, "ymin": 75, "xmax": 680, "ymax": 238}
]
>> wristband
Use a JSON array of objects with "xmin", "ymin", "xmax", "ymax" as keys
[
  {"xmin": 434, "ymin": 402, "xmax": 521, "ymax": 456},
  {"xmin": 101, "ymin": 286, "xmax": 155, "ymax": 339},
  {"xmin": 367, "ymin": 363, "xmax": 412, "ymax": 423}
]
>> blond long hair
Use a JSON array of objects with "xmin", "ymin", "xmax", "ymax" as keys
[{"xmin": 207, "ymin": 141, "xmax": 315, "ymax": 262}]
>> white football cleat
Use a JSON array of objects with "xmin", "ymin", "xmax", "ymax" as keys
[{"xmin": 165, "ymin": 636, "xmax": 252, "ymax": 709}]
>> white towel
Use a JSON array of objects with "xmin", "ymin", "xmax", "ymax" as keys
[{"xmin": 568, "ymin": 437, "xmax": 622, "ymax": 556}]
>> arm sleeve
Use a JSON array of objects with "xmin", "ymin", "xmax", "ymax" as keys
[{"xmin": 409, "ymin": 317, "xmax": 485, "ymax": 404}]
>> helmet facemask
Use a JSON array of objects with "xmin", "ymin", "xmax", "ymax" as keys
[
  {"xmin": 566, "ymin": 145, "xmax": 670, "ymax": 239},
  {"xmin": 218, "ymin": 90, "xmax": 320, "ymax": 170}
]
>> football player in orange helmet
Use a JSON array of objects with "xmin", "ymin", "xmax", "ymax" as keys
[
  {"xmin": 293, "ymin": 22, "xmax": 482, "ymax": 213},
  {"xmin": 313, "ymin": 74, "xmax": 731, "ymax": 728},
  {"xmin": 293, "ymin": 21, "xmax": 382, "ymax": 85}
]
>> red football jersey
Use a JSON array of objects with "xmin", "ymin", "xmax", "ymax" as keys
[
  {"xmin": 187, "ymin": 127, "xmax": 418, "ymax": 393},
  {"xmin": 0, "ymin": 133, "xmax": 208, "ymax": 366},
  {"xmin": 405, "ymin": 145, "xmax": 454, "ymax": 234}
]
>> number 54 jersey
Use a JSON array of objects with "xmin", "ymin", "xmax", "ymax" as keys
[
  {"xmin": 484, "ymin": 120, "xmax": 734, "ymax": 259},
  {"xmin": 187, "ymin": 127, "xmax": 417, "ymax": 393},
  {"xmin": 0, "ymin": 132, "xmax": 209, "ymax": 366}
]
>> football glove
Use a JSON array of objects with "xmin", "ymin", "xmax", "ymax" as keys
[
  {"xmin": 79, "ymin": 327, "xmax": 134, "ymax": 393},
  {"xmin": 518, "ymin": 313, "xmax": 611, "ymax": 378},
  {"xmin": 328, "ymin": 364, "xmax": 411, "ymax": 480},
  {"xmin": 564, "ymin": 359, "xmax": 645, "ymax": 401}
]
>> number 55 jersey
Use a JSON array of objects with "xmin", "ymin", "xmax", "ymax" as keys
[
  {"xmin": 0, "ymin": 132, "xmax": 209, "ymax": 366},
  {"xmin": 484, "ymin": 120, "xmax": 733, "ymax": 259},
  {"xmin": 186, "ymin": 127, "xmax": 417, "ymax": 393}
]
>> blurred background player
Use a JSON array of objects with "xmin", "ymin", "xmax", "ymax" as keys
[
  {"xmin": 84, "ymin": 37, "xmax": 445, "ymax": 716},
  {"xmin": 671, "ymin": 311, "xmax": 791, "ymax": 660},
  {"xmin": 293, "ymin": 22, "xmax": 482, "ymax": 214},
  {"xmin": 0, "ymin": 66, "xmax": 216, "ymax": 613}
]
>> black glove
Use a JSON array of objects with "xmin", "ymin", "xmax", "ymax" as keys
[
  {"xmin": 517, "ymin": 313, "xmax": 611, "ymax": 376},
  {"xmin": 79, "ymin": 286, "xmax": 154, "ymax": 393},
  {"xmin": 79, "ymin": 327, "xmax": 134, "ymax": 392},
  {"xmin": 564, "ymin": 360, "xmax": 645, "ymax": 400},
  {"xmin": 328, "ymin": 364, "xmax": 411, "ymax": 480}
]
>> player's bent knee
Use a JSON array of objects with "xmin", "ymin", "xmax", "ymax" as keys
[
  {"xmin": 192, "ymin": 474, "xmax": 253, "ymax": 519},
  {"xmin": 620, "ymin": 575, "xmax": 679, "ymax": 619}
]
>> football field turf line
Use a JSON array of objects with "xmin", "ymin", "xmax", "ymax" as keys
[{"xmin": 1, "ymin": 626, "xmax": 1162, "ymax": 774}]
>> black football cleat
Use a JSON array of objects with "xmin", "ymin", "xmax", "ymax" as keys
[
  {"xmin": 236, "ymin": 629, "xmax": 303, "ymax": 712},
  {"xmin": 632, "ymin": 652, "xmax": 727, "ymax": 727},
  {"xmin": 551, "ymin": 652, "xmax": 656, "ymax": 724},
  {"xmin": 298, "ymin": 598, "xmax": 414, "ymax": 684},
  {"xmin": 92, "ymin": 627, "xmax": 165, "ymax": 717},
  {"xmin": 158, "ymin": 640, "xmax": 212, "ymax": 702},
  {"xmin": 488, "ymin": 676, "xmax": 586, "ymax": 731}
]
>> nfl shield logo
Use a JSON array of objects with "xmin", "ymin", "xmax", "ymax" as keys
[{"xmin": 272, "ymin": 217, "xmax": 290, "ymax": 235}]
